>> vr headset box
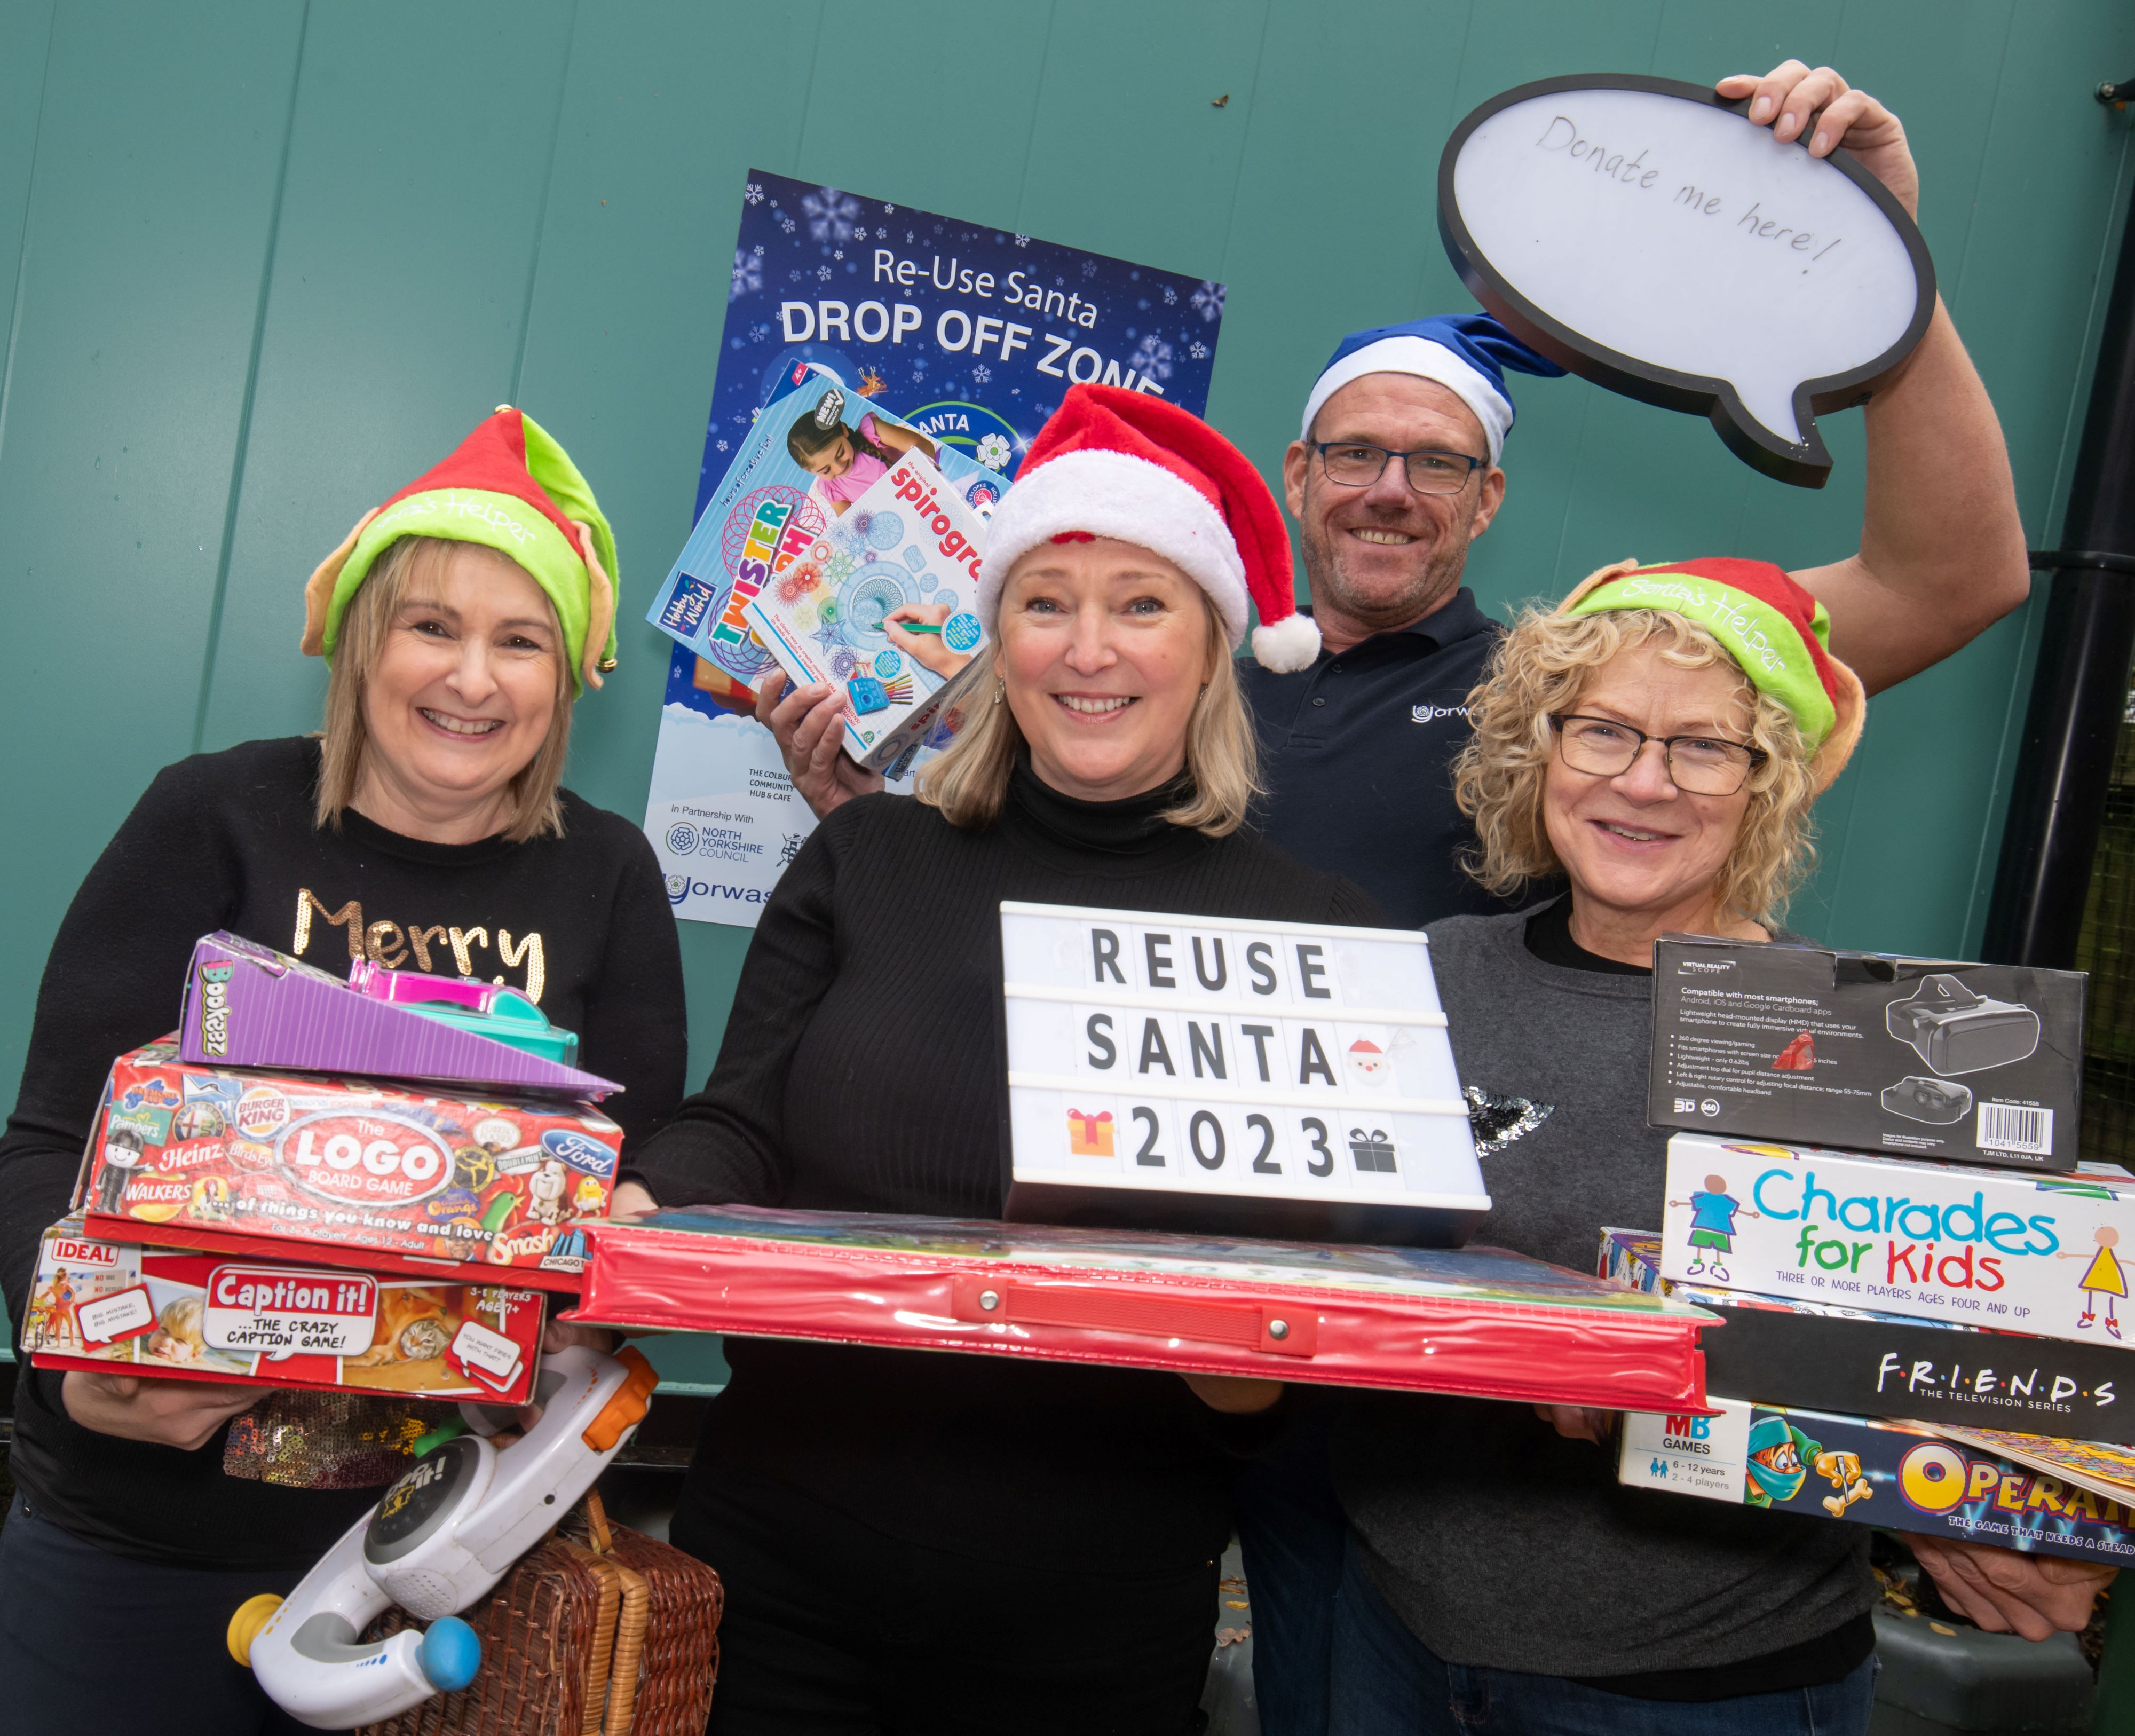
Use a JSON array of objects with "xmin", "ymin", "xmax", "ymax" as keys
[{"xmin": 1649, "ymin": 937, "xmax": 2084, "ymax": 1171}]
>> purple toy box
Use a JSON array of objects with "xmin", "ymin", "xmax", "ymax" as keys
[{"xmin": 177, "ymin": 933, "xmax": 620, "ymax": 1099}]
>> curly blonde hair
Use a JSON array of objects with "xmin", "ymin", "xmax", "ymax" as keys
[{"xmin": 1452, "ymin": 606, "xmax": 1819, "ymax": 924}]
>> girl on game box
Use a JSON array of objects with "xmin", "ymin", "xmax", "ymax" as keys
[{"xmin": 785, "ymin": 382, "xmax": 939, "ymax": 516}]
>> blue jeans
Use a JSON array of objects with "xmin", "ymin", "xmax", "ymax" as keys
[
  {"xmin": 1235, "ymin": 1395, "xmax": 1347, "ymax": 1736},
  {"xmin": 1329, "ymin": 1535, "xmax": 1877, "ymax": 1736}
]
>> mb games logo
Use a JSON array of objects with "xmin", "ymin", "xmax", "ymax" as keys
[
  {"xmin": 1662, "ymin": 1413, "xmax": 1713, "ymax": 1455},
  {"xmin": 198, "ymin": 961, "xmax": 235, "ymax": 1057}
]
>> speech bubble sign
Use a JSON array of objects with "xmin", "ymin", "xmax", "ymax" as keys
[{"xmin": 1438, "ymin": 74, "xmax": 1934, "ymax": 487}]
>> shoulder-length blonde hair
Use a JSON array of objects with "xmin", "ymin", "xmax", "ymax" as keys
[
  {"xmin": 1452, "ymin": 606, "xmax": 1819, "ymax": 924},
  {"xmin": 314, "ymin": 535, "xmax": 574, "ymax": 843},
  {"xmin": 918, "ymin": 595, "xmax": 1259, "ymax": 836}
]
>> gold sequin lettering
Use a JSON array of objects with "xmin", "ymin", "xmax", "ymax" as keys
[
  {"xmin": 407, "ymin": 925, "xmax": 449, "ymax": 973},
  {"xmin": 496, "ymin": 929, "xmax": 545, "ymax": 1005},
  {"xmin": 295, "ymin": 891, "xmax": 365, "ymax": 962},
  {"xmin": 364, "ymin": 921, "xmax": 408, "ymax": 968},
  {"xmin": 448, "ymin": 926, "xmax": 489, "ymax": 978}
]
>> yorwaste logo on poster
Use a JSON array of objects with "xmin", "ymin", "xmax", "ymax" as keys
[{"xmin": 646, "ymin": 170, "xmax": 1228, "ymax": 929}]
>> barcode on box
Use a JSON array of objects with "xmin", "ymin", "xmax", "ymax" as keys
[{"xmin": 1979, "ymin": 1103, "xmax": 2052, "ymax": 1157}]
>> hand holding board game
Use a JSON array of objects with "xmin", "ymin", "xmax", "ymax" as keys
[
  {"xmin": 1439, "ymin": 75, "xmax": 1934, "ymax": 486},
  {"xmin": 999, "ymin": 902, "xmax": 1489, "ymax": 1244}
]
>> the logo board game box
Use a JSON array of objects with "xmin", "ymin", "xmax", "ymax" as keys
[
  {"xmin": 78, "ymin": 1042, "xmax": 620, "ymax": 1292},
  {"xmin": 25, "ymin": 1216, "xmax": 541, "ymax": 1404},
  {"xmin": 1649, "ymin": 937, "xmax": 2084, "ymax": 1170}
]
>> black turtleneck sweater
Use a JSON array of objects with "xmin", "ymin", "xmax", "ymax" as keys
[{"xmin": 634, "ymin": 765, "xmax": 1378, "ymax": 1575}]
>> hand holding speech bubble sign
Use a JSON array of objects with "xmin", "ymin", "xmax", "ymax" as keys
[{"xmin": 1439, "ymin": 75, "xmax": 1934, "ymax": 488}]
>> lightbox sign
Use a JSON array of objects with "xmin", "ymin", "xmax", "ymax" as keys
[
  {"xmin": 1000, "ymin": 902, "xmax": 1489, "ymax": 1245},
  {"xmin": 1439, "ymin": 74, "xmax": 1935, "ymax": 487}
]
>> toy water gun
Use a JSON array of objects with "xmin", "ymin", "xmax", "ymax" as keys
[
  {"xmin": 227, "ymin": 1344, "xmax": 657, "ymax": 1728},
  {"xmin": 347, "ymin": 959, "xmax": 581, "ymax": 1068}
]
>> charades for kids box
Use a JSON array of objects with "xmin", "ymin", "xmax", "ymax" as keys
[
  {"xmin": 1659, "ymin": 1132, "xmax": 2135, "ymax": 1347},
  {"xmin": 644, "ymin": 365, "xmax": 1010, "ymax": 729},
  {"xmin": 1619, "ymin": 1401, "xmax": 2135, "ymax": 1566},
  {"xmin": 1603, "ymin": 1229, "xmax": 2135, "ymax": 1443},
  {"xmin": 743, "ymin": 448, "xmax": 994, "ymax": 773},
  {"xmin": 1648, "ymin": 937, "xmax": 2084, "ymax": 1170},
  {"xmin": 77, "ymin": 1042, "xmax": 620, "ymax": 1292},
  {"xmin": 24, "ymin": 1216, "xmax": 541, "ymax": 1403}
]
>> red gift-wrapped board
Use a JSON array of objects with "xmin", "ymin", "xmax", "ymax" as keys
[{"xmin": 574, "ymin": 1206, "xmax": 1715, "ymax": 1409}]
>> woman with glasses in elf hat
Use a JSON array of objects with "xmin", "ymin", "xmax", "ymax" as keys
[
  {"xmin": 617, "ymin": 383, "xmax": 1367, "ymax": 1733},
  {"xmin": 1324, "ymin": 561, "xmax": 2112, "ymax": 1736},
  {"xmin": 0, "ymin": 409, "xmax": 686, "ymax": 1732}
]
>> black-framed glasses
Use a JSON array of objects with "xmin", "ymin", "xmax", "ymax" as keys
[
  {"xmin": 1549, "ymin": 713, "xmax": 1767, "ymax": 796},
  {"xmin": 1311, "ymin": 441, "xmax": 1487, "ymax": 495}
]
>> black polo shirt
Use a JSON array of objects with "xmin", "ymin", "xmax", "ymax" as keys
[{"xmin": 1239, "ymin": 588, "xmax": 1517, "ymax": 929}]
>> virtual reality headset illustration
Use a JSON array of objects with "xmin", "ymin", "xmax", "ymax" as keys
[
  {"xmin": 1880, "ymin": 1075, "xmax": 1973, "ymax": 1125},
  {"xmin": 1886, "ymin": 975, "xmax": 2040, "ymax": 1076}
]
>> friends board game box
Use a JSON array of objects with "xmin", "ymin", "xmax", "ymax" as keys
[
  {"xmin": 744, "ymin": 447, "xmax": 994, "ymax": 772},
  {"xmin": 1649, "ymin": 937, "xmax": 2084, "ymax": 1170},
  {"xmin": 644, "ymin": 366, "xmax": 1010, "ymax": 722},
  {"xmin": 1658, "ymin": 1132, "xmax": 2135, "ymax": 1347},
  {"xmin": 1603, "ymin": 1229, "xmax": 2135, "ymax": 1442},
  {"xmin": 78, "ymin": 1042, "xmax": 621, "ymax": 1293},
  {"xmin": 1619, "ymin": 1400, "xmax": 2135, "ymax": 1567},
  {"xmin": 177, "ymin": 932, "xmax": 619, "ymax": 1098},
  {"xmin": 25, "ymin": 1216, "xmax": 542, "ymax": 1404},
  {"xmin": 574, "ymin": 1204, "xmax": 1714, "ymax": 1408}
]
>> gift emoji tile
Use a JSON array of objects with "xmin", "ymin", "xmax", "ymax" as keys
[{"xmin": 1068, "ymin": 1109, "xmax": 1114, "ymax": 1158}]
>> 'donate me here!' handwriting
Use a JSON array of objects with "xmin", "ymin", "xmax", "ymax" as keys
[{"xmin": 1536, "ymin": 114, "xmax": 1845, "ymax": 271}]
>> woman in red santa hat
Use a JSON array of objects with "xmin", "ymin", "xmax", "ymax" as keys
[{"xmin": 620, "ymin": 384, "xmax": 1365, "ymax": 1733}]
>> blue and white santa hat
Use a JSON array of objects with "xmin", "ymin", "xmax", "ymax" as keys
[{"xmin": 1299, "ymin": 313, "xmax": 1565, "ymax": 464}]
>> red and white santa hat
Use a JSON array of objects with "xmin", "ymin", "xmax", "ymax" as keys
[{"xmin": 979, "ymin": 384, "xmax": 1320, "ymax": 672}]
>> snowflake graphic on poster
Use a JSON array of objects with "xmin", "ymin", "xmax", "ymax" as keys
[
  {"xmin": 777, "ymin": 212, "xmax": 796, "ymax": 234},
  {"xmin": 730, "ymin": 248, "xmax": 762, "ymax": 302},
  {"xmin": 817, "ymin": 264, "xmax": 834, "ymax": 281},
  {"xmin": 715, "ymin": 438, "xmax": 730, "ymax": 452},
  {"xmin": 1129, "ymin": 334, "xmax": 1174, "ymax": 381},
  {"xmin": 912, "ymin": 358, "xmax": 927, "ymax": 380},
  {"xmin": 1013, "ymin": 234, "xmax": 1030, "ymax": 247},
  {"xmin": 802, "ymin": 186, "xmax": 860, "ymax": 242},
  {"xmin": 883, "ymin": 203, "xmax": 896, "ymax": 213},
  {"xmin": 833, "ymin": 249, "xmax": 844, "ymax": 261},
  {"xmin": 1163, "ymin": 285, "xmax": 1178, "ymax": 305},
  {"xmin": 1081, "ymin": 258, "xmax": 1098, "ymax": 278},
  {"xmin": 853, "ymin": 226, "xmax": 869, "ymax": 240},
  {"xmin": 975, "ymin": 432, "xmax": 1012, "ymax": 470},
  {"xmin": 1189, "ymin": 340, "xmax": 1208, "ymax": 361},
  {"xmin": 1191, "ymin": 281, "xmax": 1225, "ymax": 322},
  {"xmin": 970, "ymin": 364, "xmax": 992, "ymax": 385},
  {"xmin": 744, "ymin": 182, "xmax": 764, "ymax": 204}
]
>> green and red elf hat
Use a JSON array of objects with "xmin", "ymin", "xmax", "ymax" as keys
[
  {"xmin": 1561, "ymin": 557, "xmax": 1865, "ymax": 793},
  {"xmin": 299, "ymin": 407, "xmax": 620, "ymax": 693}
]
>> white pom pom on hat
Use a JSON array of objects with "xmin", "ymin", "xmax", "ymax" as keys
[{"xmin": 979, "ymin": 384, "xmax": 1319, "ymax": 672}]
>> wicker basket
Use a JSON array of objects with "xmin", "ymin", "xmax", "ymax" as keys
[{"xmin": 359, "ymin": 1493, "xmax": 722, "ymax": 1735}]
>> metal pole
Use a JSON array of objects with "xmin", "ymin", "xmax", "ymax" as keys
[{"xmin": 1981, "ymin": 157, "xmax": 2135, "ymax": 969}]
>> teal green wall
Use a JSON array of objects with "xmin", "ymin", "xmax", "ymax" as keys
[{"xmin": 2, "ymin": 0, "xmax": 2132, "ymax": 1117}]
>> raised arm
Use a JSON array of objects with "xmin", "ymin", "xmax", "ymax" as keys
[{"xmin": 1720, "ymin": 62, "xmax": 2030, "ymax": 696}]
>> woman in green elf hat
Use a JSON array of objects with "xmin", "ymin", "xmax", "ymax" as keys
[
  {"xmin": 1323, "ymin": 559, "xmax": 2111, "ymax": 1736},
  {"xmin": 0, "ymin": 408, "xmax": 686, "ymax": 1734}
]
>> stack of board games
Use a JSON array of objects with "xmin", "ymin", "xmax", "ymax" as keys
[
  {"xmin": 74, "ymin": 934, "xmax": 624, "ymax": 1292},
  {"xmin": 1615, "ymin": 939, "xmax": 2132, "ymax": 1563}
]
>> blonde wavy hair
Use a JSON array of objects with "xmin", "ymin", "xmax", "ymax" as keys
[
  {"xmin": 919, "ymin": 596, "xmax": 1259, "ymax": 835},
  {"xmin": 1452, "ymin": 606, "xmax": 1819, "ymax": 924},
  {"xmin": 314, "ymin": 535, "xmax": 575, "ymax": 843}
]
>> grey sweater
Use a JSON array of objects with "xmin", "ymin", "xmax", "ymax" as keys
[{"xmin": 1332, "ymin": 909, "xmax": 1873, "ymax": 1678}]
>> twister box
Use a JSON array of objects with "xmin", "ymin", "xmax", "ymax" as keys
[
  {"xmin": 1619, "ymin": 1400, "xmax": 2135, "ymax": 1567},
  {"xmin": 1658, "ymin": 1132, "xmax": 2135, "ymax": 1348},
  {"xmin": 1603, "ymin": 1229, "xmax": 2135, "ymax": 1443},
  {"xmin": 743, "ymin": 446, "xmax": 994, "ymax": 773},
  {"xmin": 24, "ymin": 1217, "xmax": 541, "ymax": 1403},
  {"xmin": 1649, "ymin": 937, "xmax": 2084, "ymax": 1170},
  {"xmin": 78, "ymin": 1043, "xmax": 621, "ymax": 1292}
]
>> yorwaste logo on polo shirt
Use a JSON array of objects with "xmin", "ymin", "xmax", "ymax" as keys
[{"xmin": 1412, "ymin": 703, "xmax": 1471, "ymax": 725}]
